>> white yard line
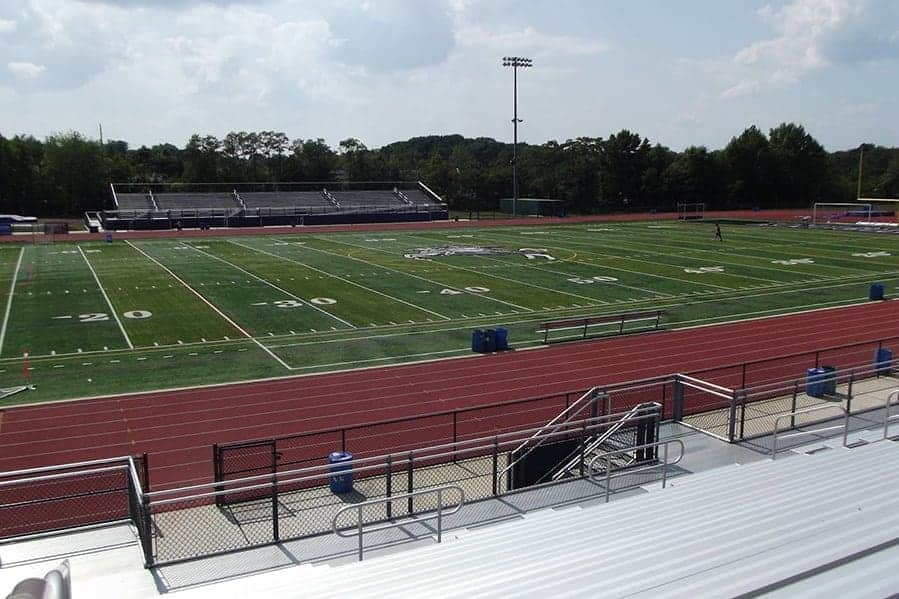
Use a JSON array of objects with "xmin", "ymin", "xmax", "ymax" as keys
[
  {"xmin": 125, "ymin": 240, "xmax": 293, "ymax": 369},
  {"xmin": 186, "ymin": 243, "xmax": 356, "ymax": 329},
  {"xmin": 78, "ymin": 246, "xmax": 133, "ymax": 349},
  {"xmin": 228, "ymin": 239, "xmax": 451, "ymax": 321},
  {"xmin": 0, "ymin": 247, "xmax": 24, "ymax": 355},
  {"xmin": 306, "ymin": 237, "xmax": 534, "ymax": 311}
]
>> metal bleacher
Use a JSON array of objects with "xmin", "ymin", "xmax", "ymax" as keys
[
  {"xmin": 114, "ymin": 193, "xmax": 155, "ymax": 211},
  {"xmin": 329, "ymin": 190, "xmax": 405, "ymax": 208},
  {"xmin": 153, "ymin": 192, "xmax": 240, "ymax": 210},
  {"xmin": 239, "ymin": 191, "xmax": 330, "ymax": 209}
]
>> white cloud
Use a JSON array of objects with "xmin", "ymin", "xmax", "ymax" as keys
[
  {"xmin": 7, "ymin": 61, "xmax": 45, "ymax": 79},
  {"xmin": 0, "ymin": 17, "xmax": 17, "ymax": 33}
]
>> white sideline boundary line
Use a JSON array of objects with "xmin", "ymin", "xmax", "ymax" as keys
[
  {"xmin": 78, "ymin": 246, "xmax": 133, "ymax": 349},
  {"xmin": 4, "ymin": 272, "xmax": 896, "ymax": 364},
  {"xmin": 10, "ymin": 295, "xmax": 890, "ymax": 410},
  {"xmin": 125, "ymin": 240, "xmax": 292, "ymax": 370},
  {"xmin": 227, "ymin": 239, "xmax": 451, "ymax": 321},
  {"xmin": 187, "ymin": 243, "xmax": 356, "ymax": 330},
  {"xmin": 0, "ymin": 247, "xmax": 24, "ymax": 355}
]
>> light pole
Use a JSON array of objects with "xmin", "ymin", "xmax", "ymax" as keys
[
  {"xmin": 502, "ymin": 56, "xmax": 532, "ymax": 217},
  {"xmin": 857, "ymin": 143, "xmax": 871, "ymax": 199}
]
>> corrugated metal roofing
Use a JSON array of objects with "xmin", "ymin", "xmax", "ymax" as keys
[{"xmin": 268, "ymin": 439, "xmax": 899, "ymax": 598}]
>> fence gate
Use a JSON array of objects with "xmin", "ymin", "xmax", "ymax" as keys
[{"xmin": 214, "ymin": 440, "xmax": 277, "ymax": 507}]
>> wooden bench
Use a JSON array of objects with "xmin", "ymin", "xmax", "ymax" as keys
[{"xmin": 541, "ymin": 310, "xmax": 666, "ymax": 344}]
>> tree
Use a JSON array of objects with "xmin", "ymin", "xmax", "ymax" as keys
[
  {"xmin": 598, "ymin": 130, "xmax": 651, "ymax": 211},
  {"xmin": 768, "ymin": 123, "xmax": 831, "ymax": 205},
  {"xmin": 182, "ymin": 134, "xmax": 221, "ymax": 182},
  {"xmin": 722, "ymin": 126, "xmax": 775, "ymax": 208},
  {"xmin": 41, "ymin": 132, "xmax": 108, "ymax": 214}
]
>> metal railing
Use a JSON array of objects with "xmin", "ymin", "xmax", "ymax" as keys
[
  {"xmin": 332, "ymin": 485, "xmax": 464, "ymax": 561},
  {"xmin": 500, "ymin": 387, "xmax": 603, "ymax": 479},
  {"xmin": 770, "ymin": 404, "xmax": 850, "ymax": 459},
  {"xmin": 589, "ymin": 439, "xmax": 686, "ymax": 503},
  {"xmin": 884, "ymin": 390, "xmax": 899, "ymax": 440},
  {"xmin": 549, "ymin": 402, "xmax": 656, "ymax": 482}
]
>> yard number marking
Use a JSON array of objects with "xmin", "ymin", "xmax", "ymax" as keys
[
  {"xmin": 56, "ymin": 311, "xmax": 153, "ymax": 323},
  {"xmin": 771, "ymin": 258, "xmax": 815, "ymax": 265},
  {"xmin": 520, "ymin": 248, "xmax": 556, "ymax": 261},
  {"xmin": 684, "ymin": 266, "xmax": 725, "ymax": 274},
  {"xmin": 567, "ymin": 275, "xmax": 619, "ymax": 284},
  {"xmin": 310, "ymin": 297, "xmax": 337, "ymax": 305},
  {"xmin": 440, "ymin": 287, "xmax": 491, "ymax": 295},
  {"xmin": 852, "ymin": 251, "xmax": 891, "ymax": 258},
  {"xmin": 273, "ymin": 300, "xmax": 303, "ymax": 309}
]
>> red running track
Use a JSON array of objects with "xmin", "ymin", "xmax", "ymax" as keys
[{"xmin": 1, "ymin": 300, "xmax": 897, "ymax": 490}]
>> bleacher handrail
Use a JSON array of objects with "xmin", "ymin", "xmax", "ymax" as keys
[
  {"xmin": 771, "ymin": 403, "xmax": 850, "ymax": 459},
  {"xmin": 884, "ymin": 390, "xmax": 899, "ymax": 440},
  {"xmin": 332, "ymin": 485, "xmax": 464, "ymax": 561},
  {"xmin": 499, "ymin": 387, "xmax": 602, "ymax": 478},
  {"xmin": 549, "ymin": 402, "xmax": 660, "ymax": 482},
  {"xmin": 589, "ymin": 438, "xmax": 685, "ymax": 503}
]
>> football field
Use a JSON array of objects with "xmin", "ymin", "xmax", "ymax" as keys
[{"xmin": 1, "ymin": 220, "xmax": 897, "ymax": 404}]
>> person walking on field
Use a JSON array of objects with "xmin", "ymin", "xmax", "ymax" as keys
[{"xmin": 715, "ymin": 223, "xmax": 723, "ymax": 242}]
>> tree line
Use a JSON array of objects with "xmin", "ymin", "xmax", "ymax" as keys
[{"xmin": 1, "ymin": 124, "xmax": 897, "ymax": 216}]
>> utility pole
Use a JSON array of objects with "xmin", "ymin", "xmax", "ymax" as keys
[
  {"xmin": 857, "ymin": 143, "xmax": 867, "ymax": 199},
  {"xmin": 502, "ymin": 57, "xmax": 532, "ymax": 217}
]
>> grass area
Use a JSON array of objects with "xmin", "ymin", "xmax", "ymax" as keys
[{"xmin": 1, "ymin": 220, "xmax": 898, "ymax": 405}]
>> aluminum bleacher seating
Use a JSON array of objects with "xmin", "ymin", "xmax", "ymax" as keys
[
  {"xmin": 115, "ymin": 193, "xmax": 155, "ymax": 210},
  {"xmin": 154, "ymin": 193, "xmax": 239, "ymax": 210},
  {"xmin": 240, "ymin": 191, "xmax": 330, "ymax": 209},
  {"xmin": 329, "ymin": 191, "xmax": 404, "ymax": 208}
]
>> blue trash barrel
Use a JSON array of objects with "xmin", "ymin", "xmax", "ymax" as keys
[
  {"xmin": 820, "ymin": 365, "xmax": 838, "ymax": 395},
  {"xmin": 869, "ymin": 283, "xmax": 885, "ymax": 300},
  {"xmin": 328, "ymin": 451, "xmax": 354, "ymax": 494},
  {"xmin": 105, "ymin": 233, "xmax": 113, "ymax": 243},
  {"xmin": 483, "ymin": 329, "xmax": 497, "ymax": 352},
  {"xmin": 471, "ymin": 329, "xmax": 484, "ymax": 353},
  {"xmin": 875, "ymin": 348, "xmax": 893, "ymax": 374},
  {"xmin": 805, "ymin": 367, "xmax": 826, "ymax": 398},
  {"xmin": 495, "ymin": 327, "xmax": 508, "ymax": 351}
]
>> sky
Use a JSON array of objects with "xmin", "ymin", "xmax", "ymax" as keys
[{"xmin": 0, "ymin": 0, "xmax": 897, "ymax": 152}]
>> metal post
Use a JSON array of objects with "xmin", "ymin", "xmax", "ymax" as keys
[
  {"xmin": 672, "ymin": 376, "xmax": 684, "ymax": 422},
  {"xmin": 662, "ymin": 442, "xmax": 669, "ymax": 489},
  {"xmin": 140, "ymin": 494, "xmax": 153, "ymax": 567},
  {"xmin": 491, "ymin": 436, "xmax": 499, "ymax": 495},
  {"xmin": 271, "ymin": 443, "xmax": 279, "ymax": 542},
  {"xmin": 847, "ymin": 373, "xmax": 854, "ymax": 408},
  {"xmin": 407, "ymin": 452, "xmax": 414, "ymax": 515},
  {"xmin": 791, "ymin": 382, "xmax": 799, "ymax": 429},
  {"xmin": 579, "ymin": 421, "xmax": 587, "ymax": 476},
  {"xmin": 727, "ymin": 391, "xmax": 738, "ymax": 442},
  {"xmin": 738, "ymin": 391, "xmax": 747, "ymax": 441},
  {"xmin": 386, "ymin": 455, "xmax": 393, "ymax": 520},
  {"xmin": 604, "ymin": 454, "xmax": 612, "ymax": 503},
  {"xmin": 452, "ymin": 412, "xmax": 458, "ymax": 464},
  {"xmin": 741, "ymin": 363, "xmax": 747, "ymax": 389},
  {"xmin": 341, "ymin": 429, "xmax": 347, "ymax": 453},
  {"xmin": 437, "ymin": 488, "xmax": 443, "ymax": 544},
  {"xmin": 357, "ymin": 509, "xmax": 364, "ymax": 561},
  {"xmin": 842, "ymin": 408, "xmax": 850, "ymax": 448},
  {"xmin": 857, "ymin": 144, "xmax": 865, "ymax": 199},
  {"xmin": 885, "ymin": 392, "xmax": 897, "ymax": 440}
]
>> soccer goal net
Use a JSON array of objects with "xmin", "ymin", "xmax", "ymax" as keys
[
  {"xmin": 812, "ymin": 203, "xmax": 872, "ymax": 225},
  {"xmin": 677, "ymin": 203, "xmax": 705, "ymax": 221}
]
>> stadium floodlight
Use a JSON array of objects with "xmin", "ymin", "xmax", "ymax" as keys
[{"xmin": 502, "ymin": 56, "xmax": 532, "ymax": 217}]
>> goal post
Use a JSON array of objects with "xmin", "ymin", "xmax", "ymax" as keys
[
  {"xmin": 812, "ymin": 202, "xmax": 871, "ymax": 225},
  {"xmin": 677, "ymin": 203, "xmax": 705, "ymax": 221}
]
